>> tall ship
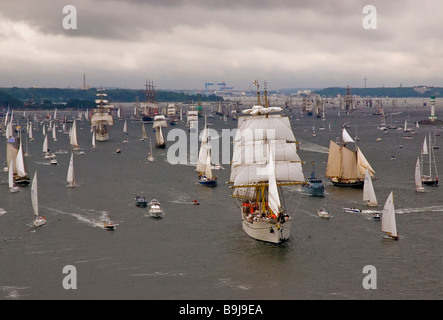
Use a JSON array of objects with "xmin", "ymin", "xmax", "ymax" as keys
[
  {"xmin": 91, "ymin": 89, "xmax": 114, "ymax": 141},
  {"xmin": 139, "ymin": 80, "xmax": 158, "ymax": 123},
  {"xmin": 229, "ymin": 81, "xmax": 305, "ymax": 244},
  {"xmin": 325, "ymin": 128, "xmax": 375, "ymax": 188}
]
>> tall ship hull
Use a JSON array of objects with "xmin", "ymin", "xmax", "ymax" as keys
[
  {"xmin": 242, "ymin": 215, "xmax": 291, "ymax": 244},
  {"xmin": 94, "ymin": 125, "xmax": 110, "ymax": 141}
]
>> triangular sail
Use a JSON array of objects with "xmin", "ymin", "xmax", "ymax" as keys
[
  {"xmin": 31, "ymin": 171, "xmax": 39, "ymax": 217},
  {"xmin": 16, "ymin": 140, "xmax": 27, "ymax": 178},
  {"xmin": 267, "ymin": 147, "xmax": 281, "ymax": 215},
  {"xmin": 363, "ymin": 168, "xmax": 377, "ymax": 206},
  {"xmin": 381, "ymin": 191, "xmax": 397, "ymax": 238},
  {"xmin": 67, "ymin": 153, "xmax": 76, "ymax": 187},
  {"xmin": 415, "ymin": 157, "xmax": 425, "ymax": 191},
  {"xmin": 342, "ymin": 128, "xmax": 355, "ymax": 144}
]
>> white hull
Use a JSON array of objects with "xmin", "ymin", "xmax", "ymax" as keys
[
  {"xmin": 148, "ymin": 210, "xmax": 164, "ymax": 218},
  {"xmin": 241, "ymin": 215, "xmax": 291, "ymax": 244},
  {"xmin": 33, "ymin": 217, "xmax": 46, "ymax": 227},
  {"xmin": 95, "ymin": 132, "xmax": 109, "ymax": 141}
]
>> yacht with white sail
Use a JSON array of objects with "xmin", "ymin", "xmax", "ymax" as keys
[
  {"xmin": 31, "ymin": 171, "xmax": 46, "ymax": 227},
  {"xmin": 381, "ymin": 191, "xmax": 398, "ymax": 240}
]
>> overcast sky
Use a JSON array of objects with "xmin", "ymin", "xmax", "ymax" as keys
[{"xmin": 1, "ymin": 0, "xmax": 442, "ymax": 91}]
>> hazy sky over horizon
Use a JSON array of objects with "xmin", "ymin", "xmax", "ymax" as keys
[{"xmin": 1, "ymin": 0, "xmax": 442, "ymax": 91}]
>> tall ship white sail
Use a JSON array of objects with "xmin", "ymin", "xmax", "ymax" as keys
[
  {"xmin": 91, "ymin": 89, "xmax": 114, "ymax": 141},
  {"xmin": 325, "ymin": 128, "xmax": 375, "ymax": 188},
  {"xmin": 229, "ymin": 81, "xmax": 305, "ymax": 244}
]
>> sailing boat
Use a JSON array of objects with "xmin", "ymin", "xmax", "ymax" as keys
[
  {"xmin": 92, "ymin": 131, "xmax": 96, "ymax": 149},
  {"xmin": 196, "ymin": 116, "xmax": 217, "ymax": 186},
  {"xmin": 153, "ymin": 115, "xmax": 167, "ymax": 148},
  {"xmin": 421, "ymin": 133, "xmax": 438, "ymax": 186},
  {"xmin": 325, "ymin": 128, "xmax": 375, "ymax": 188},
  {"xmin": 415, "ymin": 157, "xmax": 425, "ymax": 192},
  {"xmin": 70, "ymin": 120, "xmax": 80, "ymax": 150},
  {"xmin": 230, "ymin": 81, "xmax": 305, "ymax": 244},
  {"xmin": 7, "ymin": 134, "xmax": 30, "ymax": 186},
  {"xmin": 381, "ymin": 191, "xmax": 398, "ymax": 240},
  {"xmin": 8, "ymin": 160, "xmax": 19, "ymax": 193},
  {"xmin": 66, "ymin": 153, "xmax": 77, "ymax": 188},
  {"xmin": 140, "ymin": 123, "xmax": 148, "ymax": 141},
  {"xmin": 363, "ymin": 168, "xmax": 378, "ymax": 206},
  {"xmin": 147, "ymin": 137, "xmax": 154, "ymax": 161},
  {"xmin": 123, "ymin": 120, "xmax": 128, "ymax": 134},
  {"xmin": 91, "ymin": 88, "xmax": 114, "ymax": 141},
  {"xmin": 31, "ymin": 171, "xmax": 46, "ymax": 227}
]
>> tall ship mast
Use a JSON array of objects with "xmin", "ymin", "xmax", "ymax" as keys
[
  {"xmin": 91, "ymin": 88, "xmax": 114, "ymax": 141},
  {"xmin": 229, "ymin": 80, "xmax": 305, "ymax": 244},
  {"xmin": 139, "ymin": 79, "xmax": 158, "ymax": 123}
]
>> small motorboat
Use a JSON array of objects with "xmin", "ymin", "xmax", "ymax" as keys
[
  {"xmin": 135, "ymin": 195, "xmax": 147, "ymax": 208},
  {"xmin": 192, "ymin": 200, "xmax": 200, "ymax": 205},
  {"xmin": 33, "ymin": 216, "xmax": 47, "ymax": 227},
  {"xmin": 343, "ymin": 207, "xmax": 362, "ymax": 213},
  {"xmin": 148, "ymin": 199, "xmax": 164, "ymax": 218},
  {"xmin": 103, "ymin": 220, "xmax": 115, "ymax": 230},
  {"xmin": 372, "ymin": 213, "xmax": 381, "ymax": 221},
  {"xmin": 317, "ymin": 207, "xmax": 330, "ymax": 219},
  {"xmin": 50, "ymin": 158, "xmax": 58, "ymax": 165}
]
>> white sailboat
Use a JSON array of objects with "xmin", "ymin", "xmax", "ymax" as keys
[
  {"xmin": 230, "ymin": 82, "xmax": 305, "ymax": 244},
  {"xmin": 415, "ymin": 157, "xmax": 425, "ymax": 192},
  {"xmin": 141, "ymin": 123, "xmax": 148, "ymax": 141},
  {"xmin": 52, "ymin": 123, "xmax": 57, "ymax": 141},
  {"xmin": 363, "ymin": 168, "xmax": 378, "ymax": 206},
  {"xmin": 421, "ymin": 133, "xmax": 438, "ymax": 186},
  {"xmin": 153, "ymin": 115, "xmax": 167, "ymax": 148},
  {"xmin": 381, "ymin": 191, "xmax": 398, "ymax": 240},
  {"xmin": 8, "ymin": 160, "xmax": 19, "ymax": 193},
  {"xmin": 31, "ymin": 171, "xmax": 46, "ymax": 227},
  {"xmin": 70, "ymin": 120, "xmax": 80, "ymax": 150},
  {"xmin": 92, "ymin": 130, "xmax": 96, "ymax": 149},
  {"xmin": 66, "ymin": 153, "xmax": 77, "ymax": 188},
  {"xmin": 123, "ymin": 120, "xmax": 128, "ymax": 134},
  {"xmin": 196, "ymin": 115, "xmax": 217, "ymax": 186}
]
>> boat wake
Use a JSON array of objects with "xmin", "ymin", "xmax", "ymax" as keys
[
  {"xmin": 361, "ymin": 205, "xmax": 443, "ymax": 215},
  {"xmin": 298, "ymin": 139, "xmax": 329, "ymax": 154},
  {"xmin": 41, "ymin": 206, "xmax": 113, "ymax": 228},
  {"xmin": 0, "ymin": 208, "xmax": 6, "ymax": 216}
]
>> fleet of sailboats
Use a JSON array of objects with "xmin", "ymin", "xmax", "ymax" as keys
[{"xmin": 1, "ymin": 94, "xmax": 440, "ymax": 246}]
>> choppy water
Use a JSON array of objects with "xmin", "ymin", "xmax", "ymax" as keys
[{"xmin": 0, "ymin": 105, "xmax": 442, "ymax": 300}]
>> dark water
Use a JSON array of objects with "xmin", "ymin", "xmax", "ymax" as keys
[{"xmin": 0, "ymin": 105, "xmax": 442, "ymax": 300}]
